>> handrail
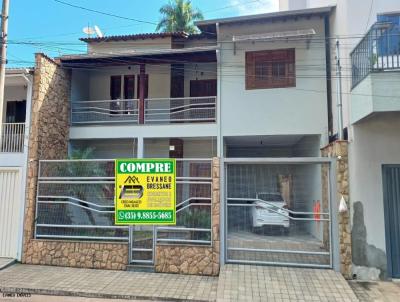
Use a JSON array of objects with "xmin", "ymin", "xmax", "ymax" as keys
[{"xmin": 71, "ymin": 96, "xmax": 217, "ymax": 125}]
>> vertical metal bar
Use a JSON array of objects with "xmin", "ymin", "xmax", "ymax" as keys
[
  {"xmin": 329, "ymin": 159, "xmax": 339, "ymax": 271},
  {"xmin": 34, "ymin": 160, "xmax": 42, "ymax": 239},
  {"xmin": 128, "ymin": 225, "xmax": 132, "ymax": 264},
  {"xmin": 152, "ymin": 225, "xmax": 156, "ymax": 265}
]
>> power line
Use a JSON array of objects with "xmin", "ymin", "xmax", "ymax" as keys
[{"xmin": 53, "ymin": 0, "xmax": 157, "ymax": 26}]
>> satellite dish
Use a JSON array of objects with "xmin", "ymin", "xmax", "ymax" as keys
[
  {"xmin": 94, "ymin": 25, "xmax": 104, "ymax": 38},
  {"xmin": 83, "ymin": 26, "xmax": 95, "ymax": 36}
]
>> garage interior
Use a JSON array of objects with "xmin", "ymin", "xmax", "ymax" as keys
[{"xmin": 224, "ymin": 135, "xmax": 332, "ymax": 267}]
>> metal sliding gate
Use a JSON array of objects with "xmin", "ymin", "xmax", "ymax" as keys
[{"xmin": 224, "ymin": 158, "xmax": 337, "ymax": 269}]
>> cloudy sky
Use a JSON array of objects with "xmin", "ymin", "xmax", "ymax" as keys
[{"xmin": 7, "ymin": 0, "xmax": 279, "ymax": 66}]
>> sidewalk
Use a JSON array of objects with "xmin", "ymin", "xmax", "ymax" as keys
[
  {"xmin": 0, "ymin": 263, "xmax": 359, "ymax": 301},
  {"xmin": 349, "ymin": 280, "xmax": 400, "ymax": 302},
  {"xmin": 0, "ymin": 264, "xmax": 217, "ymax": 301}
]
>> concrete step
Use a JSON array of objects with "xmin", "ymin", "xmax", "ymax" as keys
[{"xmin": 126, "ymin": 264, "xmax": 155, "ymax": 273}]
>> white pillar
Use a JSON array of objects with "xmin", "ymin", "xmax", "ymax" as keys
[{"xmin": 137, "ymin": 136, "xmax": 144, "ymax": 158}]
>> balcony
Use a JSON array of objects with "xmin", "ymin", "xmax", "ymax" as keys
[
  {"xmin": 351, "ymin": 22, "xmax": 400, "ymax": 88},
  {"xmin": 350, "ymin": 21, "xmax": 400, "ymax": 123},
  {"xmin": 0, "ymin": 123, "xmax": 25, "ymax": 153},
  {"xmin": 71, "ymin": 96, "xmax": 216, "ymax": 125}
]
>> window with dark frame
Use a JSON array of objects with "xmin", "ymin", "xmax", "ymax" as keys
[{"xmin": 246, "ymin": 48, "xmax": 295, "ymax": 90}]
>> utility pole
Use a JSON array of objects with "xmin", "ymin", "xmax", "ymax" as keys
[
  {"xmin": 0, "ymin": 0, "xmax": 9, "ymax": 134},
  {"xmin": 335, "ymin": 39, "xmax": 344, "ymax": 140}
]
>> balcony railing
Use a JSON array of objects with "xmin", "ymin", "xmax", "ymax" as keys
[
  {"xmin": 71, "ymin": 96, "xmax": 216, "ymax": 125},
  {"xmin": 71, "ymin": 99, "xmax": 139, "ymax": 124},
  {"xmin": 351, "ymin": 22, "xmax": 400, "ymax": 88},
  {"xmin": 0, "ymin": 123, "xmax": 25, "ymax": 153},
  {"xmin": 144, "ymin": 96, "xmax": 216, "ymax": 124}
]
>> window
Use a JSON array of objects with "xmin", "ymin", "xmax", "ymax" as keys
[{"xmin": 246, "ymin": 48, "xmax": 295, "ymax": 90}]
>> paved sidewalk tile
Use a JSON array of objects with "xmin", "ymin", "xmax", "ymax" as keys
[
  {"xmin": 0, "ymin": 263, "xmax": 360, "ymax": 302},
  {"xmin": 349, "ymin": 281, "xmax": 400, "ymax": 301},
  {"xmin": 0, "ymin": 264, "xmax": 218, "ymax": 301},
  {"xmin": 217, "ymin": 265, "xmax": 359, "ymax": 302}
]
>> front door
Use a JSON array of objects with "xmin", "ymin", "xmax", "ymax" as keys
[{"xmin": 383, "ymin": 165, "xmax": 400, "ymax": 278}]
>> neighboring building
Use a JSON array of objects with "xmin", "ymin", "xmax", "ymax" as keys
[
  {"xmin": 0, "ymin": 68, "xmax": 33, "ymax": 261},
  {"xmin": 280, "ymin": 0, "xmax": 400, "ymax": 280},
  {"xmin": 20, "ymin": 6, "xmax": 357, "ymax": 278}
]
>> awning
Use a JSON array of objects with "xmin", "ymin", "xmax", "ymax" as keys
[
  {"xmin": 232, "ymin": 29, "xmax": 316, "ymax": 42},
  {"xmin": 59, "ymin": 46, "xmax": 218, "ymax": 68}
]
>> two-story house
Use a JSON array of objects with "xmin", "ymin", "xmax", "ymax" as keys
[
  {"xmin": 280, "ymin": 0, "xmax": 400, "ymax": 280},
  {"xmin": 0, "ymin": 68, "xmax": 33, "ymax": 262},
  {"xmin": 21, "ymin": 6, "xmax": 351, "ymax": 277}
]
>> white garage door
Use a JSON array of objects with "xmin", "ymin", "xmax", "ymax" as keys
[{"xmin": 0, "ymin": 169, "xmax": 22, "ymax": 258}]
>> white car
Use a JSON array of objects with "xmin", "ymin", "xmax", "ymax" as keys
[{"xmin": 251, "ymin": 193, "xmax": 290, "ymax": 232}]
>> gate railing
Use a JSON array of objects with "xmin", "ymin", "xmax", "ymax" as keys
[
  {"xmin": 35, "ymin": 158, "xmax": 213, "ymax": 245},
  {"xmin": 0, "ymin": 123, "xmax": 25, "ymax": 153},
  {"xmin": 156, "ymin": 158, "xmax": 213, "ymax": 245}
]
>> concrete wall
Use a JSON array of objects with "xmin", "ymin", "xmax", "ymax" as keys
[
  {"xmin": 70, "ymin": 139, "xmax": 136, "ymax": 159},
  {"xmin": 87, "ymin": 37, "xmax": 172, "ymax": 54},
  {"xmin": 87, "ymin": 65, "xmax": 170, "ymax": 100},
  {"xmin": 349, "ymin": 112, "xmax": 400, "ymax": 278},
  {"xmin": 218, "ymin": 17, "xmax": 328, "ymax": 144},
  {"xmin": 351, "ymin": 73, "xmax": 400, "ymax": 123},
  {"xmin": 144, "ymin": 138, "xmax": 217, "ymax": 158}
]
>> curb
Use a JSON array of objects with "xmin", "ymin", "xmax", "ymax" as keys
[{"xmin": 0, "ymin": 287, "xmax": 214, "ymax": 302}]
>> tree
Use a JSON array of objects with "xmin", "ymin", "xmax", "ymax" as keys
[{"xmin": 156, "ymin": 0, "xmax": 204, "ymax": 33}]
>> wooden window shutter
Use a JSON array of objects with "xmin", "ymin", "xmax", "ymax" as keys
[{"xmin": 245, "ymin": 52, "xmax": 256, "ymax": 89}]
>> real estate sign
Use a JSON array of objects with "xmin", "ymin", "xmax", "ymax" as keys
[{"xmin": 115, "ymin": 159, "xmax": 176, "ymax": 225}]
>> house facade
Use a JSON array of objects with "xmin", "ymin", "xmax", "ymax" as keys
[
  {"xmin": 18, "ymin": 6, "xmax": 357, "ymax": 277},
  {"xmin": 0, "ymin": 68, "xmax": 33, "ymax": 261},
  {"xmin": 280, "ymin": 0, "xmax": 400, "ymax": 280}
]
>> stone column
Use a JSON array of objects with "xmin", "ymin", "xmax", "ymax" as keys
[
  {"xmin": 22, "ymin": 53, "xmax": 71, "ymax": 263},
  {"xmin": 321, "ymin": 141, "xmax": 352, "ymax": 279}
]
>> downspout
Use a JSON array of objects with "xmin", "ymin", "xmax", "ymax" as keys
[{"xmin": 324, "ymin": 14, "xmax": 333, "ymax": 140}]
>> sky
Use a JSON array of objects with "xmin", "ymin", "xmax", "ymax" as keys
[{"xmin": 7, "ymin": 0, "xmax": 279, "ymax": 68}]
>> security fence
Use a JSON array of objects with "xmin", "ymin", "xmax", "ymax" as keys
[
  {"xmin": 224, "ymin": 158, "xmax": 336, "ymax": 269},
  {"xmin": 35, "ymin": 159, "xmax": 213, "ymax": 247},
  {"xmin": 35, "ymin": 160, "xmax": 127, "ymax": 241},
  {"xmin": 156, "ymin": 158, "xmax": 212, "ymax": 245}
]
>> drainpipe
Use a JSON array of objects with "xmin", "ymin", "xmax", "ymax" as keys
[
  {"xmin": 335, "ymin": 39, "xmax": 344, "ymax": 140},
  {"xmin": 324, "ymin": 14, "xmax": 333, "ymax": 139},
  {"xmin": 139, "ymin": 64, "xmax": 145, "ymax": 124}
]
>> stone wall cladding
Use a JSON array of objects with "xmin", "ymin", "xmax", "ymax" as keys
[
  {"xmin": 155, "ymin": 157, "xmax": 220, "ymax": 276},
  {"xmin": 22, "ymin": 53, "xmax": 71, "ymax": 265},
  {"xmin": 24, "ymin": 241, "xmax": 128, "ymax": 270},
  {"xmin": 321, "ymin": 141, "xmax": 352, "ymax": 279}
]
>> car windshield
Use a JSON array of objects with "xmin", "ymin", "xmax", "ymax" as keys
[{"xmin": 258, "ymin": 193, "xmax": 283, "ymax": 202}]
